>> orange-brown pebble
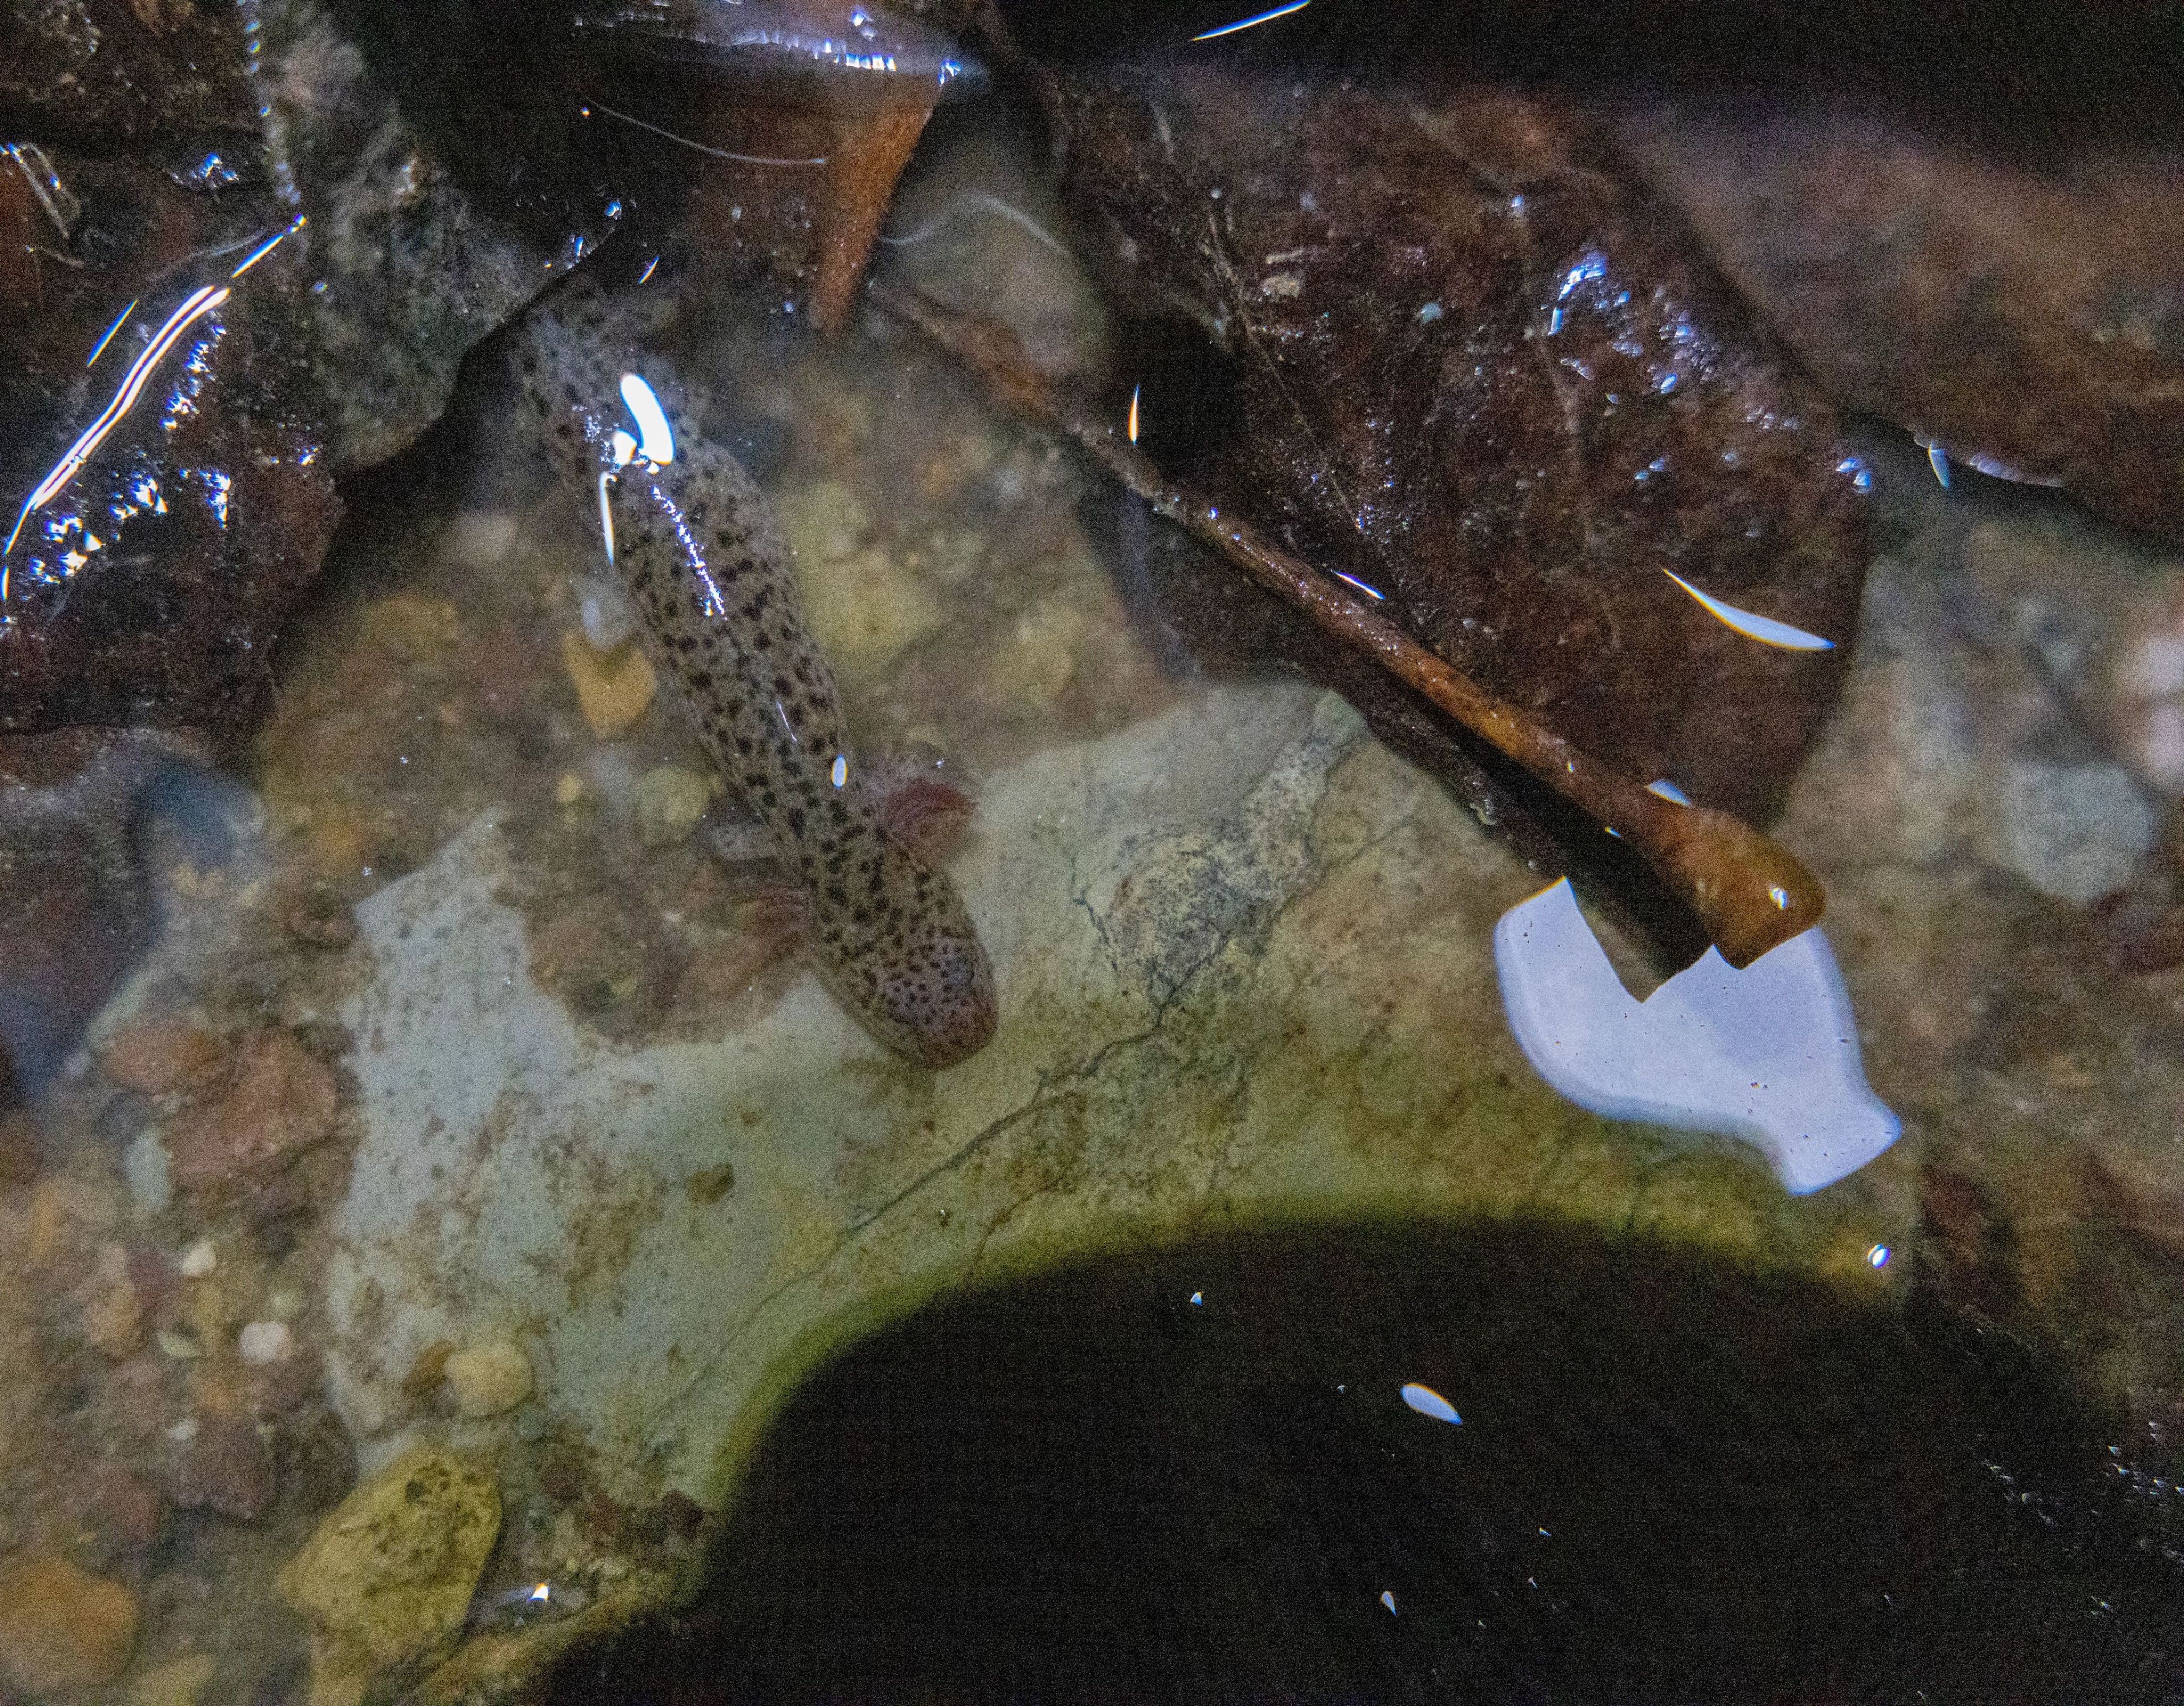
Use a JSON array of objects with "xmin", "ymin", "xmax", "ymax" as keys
[
  {"xmin": 0, "ymin": 1550, "xmax": 140, "ymax": 1693},
  {"xmin": 164, "ymin": 1029, "xmax": 338, "ymax": 1195},
  {"xmin": 102, "ymin": 1021, "xmax": 226, "ymax": 1096}
]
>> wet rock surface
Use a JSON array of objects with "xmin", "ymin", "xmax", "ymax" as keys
[
  {"xmin": 0, "ymin": 137, "xmax": 339, "ymax": 737},
  {"xmin": 277, "ymin": 1446, "xmax": 500, "ymax": 1702},
  {"xmin": 0, "ymin": 0, "xmax": 257, "ymax": 147}
]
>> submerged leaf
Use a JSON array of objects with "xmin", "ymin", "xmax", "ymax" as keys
[{"xmin": 1043, "ymin": 65, "xmax": 1870, "ymax": 828}]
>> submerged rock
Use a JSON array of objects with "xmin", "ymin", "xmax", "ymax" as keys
[
  {"xmin": 278, "ymin": 1447, "xmax": 501, "ymax": 1705},
  {"xmin": 0, "ymin": 728, "xmax": 203, "ymax": 1092},
  {"xmin": 163, "ymin": 1027, "xmax": 339, "ymax": 1196},
  {"xmin": 443, "ymin": 1341, "xmax": 535, "ymax": 1419},
  {"xmin": 170, "ymin": 1414, "xmax": 278, "ymax": 1523},
  {"xmin": 0, "ymin": 1549, "xmax": 140, "ymax": 1694}
]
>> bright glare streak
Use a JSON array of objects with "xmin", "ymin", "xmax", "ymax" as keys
[
  {"xmin": 6, "ymin": 281, "xmax": 230, "ymax": 569},
  {"xmin": 586, "ymin": 99, "xmax": 828, "ymax": 167},
  {"xmin": 831, "ymin": 753, "xmax": 848, "ymax": 788},
  {"xmin": 1333, "ymin": 570, "xmax": 1387, "ymax": 602},
  {"xmin": 1126, "ymin": 383, "xmax": 1140, "ymax": 445},
  {"xmin": 1192, "ymin": 0, "xmax": 1312, "ymax": 40},
  {"xmin": 1400, "ymin": 1382, "xmax": 1460, "ymax": 1425},
  {"xmin": 85, "ymin": 299, "xmax": 138, "ymax": 367},
  {"xmin": 226, "ymin": 216, "xmax": 303, "ymax": 280},
  {"xmin": 1663, "ymin": 569, "xmax": 1834, "ymax": 651},
  {"xmin": 598, "ymin": 472, "xmax": 617, "ymax": 565},
  {"xmin": 619, "ymin": 373, "xmax": 675, "ymax": 465}
]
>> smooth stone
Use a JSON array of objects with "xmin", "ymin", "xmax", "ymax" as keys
[
  {"xmin": 124, "ymin": 1127, "xmax": 172, "ymax": 1217},
  {"xmin": 278, "ymin": 1448, "xmax": 500, "ymax": 1705},
  {"xmin": 0, "ymin": 1550, "xmax": 140, "ymax": 1694},
  {"xmin": 1997, "ymin": 758, "xmax": 2156, "ymax": 904},
  {"xmin": 634, "ymin": 766, "xmax": 712, "ymax": 849},
  {"xmin": 239, "ymin": 1320, "xmax": 295, "ymax": 1364},
  {"xmin": 128, "ymin": 1651, "xmax": 219, "ymax": 1706},
  {"xmin": 443, "ymin": 1341, "xmax": 534, "ymax": 1419}
]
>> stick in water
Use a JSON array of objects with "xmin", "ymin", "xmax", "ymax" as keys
[{"xmin": 869, "ymin": 281, "xmax": 1825, "ymax": 968}]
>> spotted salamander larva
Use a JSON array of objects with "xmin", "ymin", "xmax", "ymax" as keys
[{"xmin": 515, "ymin": 276, "xmax": 995, "ymax": 1067}]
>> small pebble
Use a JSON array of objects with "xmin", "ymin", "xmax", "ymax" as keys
[
  {"xmin": 102, "ymin": 1021, "xmax": 226, "ymax": 1095},
  {"xmin": 561, "ymin": 630, "xmax": 657, "ymax": 737},
  {"xmin": 127, "ymin": 1651, "xmax": 218, "ymax": 1706},
  {"xmin": 178, "ymin": 1238, "xmax": 216, "ymax": 1278},
  {"xmin": 171, "ymin": 1414, "xmax": 277, "ymax": 1522},
  {"xmin": 238, "ymin": 1319, "xmax": 293, "ymax": 1364},
  {"xmin": 163, "ymin": 1028, "xmax": 339, "ymax": 1195},
  {"xmin": 0, "ymin": 1552, "xmax": 140, "ymax": 1692},
  {"xmin": 168, "ymin": 1417, "xmax": 200, "ymax": 1443},
  {"xmin": 444, "ymin": 1340, "xmax": 534, "ymax": 1418},
  {"xmin": 83, "ymin": 1280, "xmax": 144, "ymax": 1359},
  {"xmin": 280, "ymin": 883, "xmax": 358, "ymax": 950},
  {"xmin": 553, "ymin": 770, "xmax": 587, "ymax": 807},
  {"xmin": 636, "ymin": 765, "xmax": 713, "ymax": 848},
  {"xmin": 124, "ymin": 1128, "xmax": 172, "ymax": 1216}
]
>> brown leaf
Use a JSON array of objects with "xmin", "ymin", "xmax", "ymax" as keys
[
  {"xmin": 1616, "ymin": 105, "xmax": 2184, "ymax": 542},
  {"xmin": 1045, "ymin": 66, "xmax": 1869, "ymax": 828}
]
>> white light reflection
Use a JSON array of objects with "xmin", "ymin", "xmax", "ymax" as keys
[
  {"xmin": 227, "ymin": 218, "xmax": 303, "ymax": 281},
  {"xmin": 1126, "ymin": 383, "xmax": 1141, "ymax": 445},
  {"xmin": 598, "ymin": 472, "xmax": 617, "ymax": 566},
  {"xmin": 1867, "ymin": 1243, "xmax": 1891, "ymax": 1269},
  {"xmin": 1332, "ymin": 570, "xmax": 1387, "ymax": 602},
  {"xmin": 619, "ymin": 374, "xmax": 675, "ymax": 465},
  {"xmin": 831, "ymin": 753, "xmax": 848, "ymax": 788},
  {"xmin": 6, "ymin": 281, "xmax": 231, "ymax": 569},
  {"xmin": 1380, "ymin": 1590, "xmax": 1398, "ymax": 1614},
  {"xmin": 585, "ymin": 99, "xmax": 829, "ymax": 167},
  {"xmin": 1662, "ymin": 569, "xmax": 1834, "ymax": 652},
  {"xmin": 1192, "ymin": 0, "xmax": 1313, "ymax": 41},
  {"xmin": 85, "ymin": 299, "xmax": 138, "ymax": 367},
  {"xmin": 5, "ymin": 216, "xmax": 302, "ymax": 589},
  {"xmin": 1188, "ymin": 1290, "xmax": 1203, "ymax": 1306},
  {"xmin": 1400, "ymin": 1383, "xmax": 1460, "ymax": 1425}
]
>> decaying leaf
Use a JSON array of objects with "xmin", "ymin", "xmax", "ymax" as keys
[
  {"xmin": 1615, "ymin": 103, "xmax": 2184, "ymax": 542},
  {"xmin": 1041, "ymin": 64, "xmax": 1870, "ymax": 830}
]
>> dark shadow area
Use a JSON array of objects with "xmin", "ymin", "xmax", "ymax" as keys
[
  {"xmin": 541, "ymin": 1218, "xmax": 2184, "ymax": 1704},
  {"xmin": 998, "ymin": 0, "xmax": 2184, "ymax": 157}
]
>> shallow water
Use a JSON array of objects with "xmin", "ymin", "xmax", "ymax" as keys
[
  {"xmin": 550, "ymin": 1220, "xmax": 2184, "ymax": 1703},
  {"xmin": 4, "ymin": 5, "xmax": 2184, "ymax": 1703}
]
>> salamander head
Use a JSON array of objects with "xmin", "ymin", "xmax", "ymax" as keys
[
  {"xmin": 812, "ymin": 836, "xmax": 994, "ymax": 1069},
  {"xmin": 865, "ymin": 891, "xmax": 996, "ymax": 1068}
]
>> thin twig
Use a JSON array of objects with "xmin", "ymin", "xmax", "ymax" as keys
[{"xmin": 870, "ymin": 280, "xmax": 1825, "ymax": 967}]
